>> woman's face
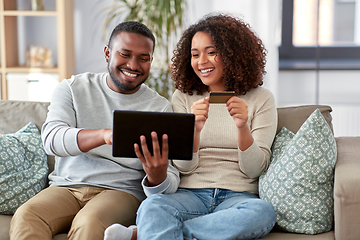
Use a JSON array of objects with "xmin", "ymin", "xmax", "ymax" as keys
[{"xmin": 191, "ymin": 31, "xmax": 224, "ymax": 92}]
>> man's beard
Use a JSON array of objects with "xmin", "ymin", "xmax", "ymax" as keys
[{"xmin": 108, "ymin": 64, "xmax": 146, "ymax": 92}]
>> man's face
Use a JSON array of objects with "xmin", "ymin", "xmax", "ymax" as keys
[{"xmin": 105, "ymin": 31, "xmax": 154, "ymax": 94}]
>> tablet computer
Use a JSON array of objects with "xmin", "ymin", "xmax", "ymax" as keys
[{"xmin": 112, "ymin": 110, "xmax": 195, "ymax": 160}]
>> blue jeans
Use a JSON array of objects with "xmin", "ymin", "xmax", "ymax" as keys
[{"xmin": 137, "ymin": 188, "xmax": 276, "ymax": 240}]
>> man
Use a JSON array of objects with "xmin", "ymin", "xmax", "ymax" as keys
[{"xmin": 9, "ymin": 21, "xmax": 180, "ymax": 240}]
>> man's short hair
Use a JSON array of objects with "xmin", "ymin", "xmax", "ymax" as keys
[{"xmin": 108, "ymin": 21, "xmax": 156, "ymax": 51}]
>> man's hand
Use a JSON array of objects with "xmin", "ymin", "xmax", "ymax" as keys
[
  {"xmin": 103, "ymin": 129, "xmax": 113, "ymax": 145},
  {"xmin": 134, "ymin": 131, "xmax": 169, "ymax": 186}
]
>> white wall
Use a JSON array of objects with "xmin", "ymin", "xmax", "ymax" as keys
[
  {"xmin": 279, "ymin": 70, "xmax": 360, "ymax": 137},
  {"xmin": 278, "ymin": 70, "xmax": 360, "ymax": 106},
  {"xmin": 73, "ymin": 0, "xmax": 115, "ymax": 75}
]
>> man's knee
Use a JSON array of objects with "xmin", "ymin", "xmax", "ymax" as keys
[
  {"xmin": 72, "ymin": 210, "xmax": 103, "ymax": 227},
  {"xmin": 11, "ymin": 200, "xmax": 41, "ymax": 224},
  {"xmin": 10, "ymin": 202, "xmax": 53, "ymax": 240},
  {"xmin": 69, "ymin": 212, "xmax": 107, "ymax": 240}
]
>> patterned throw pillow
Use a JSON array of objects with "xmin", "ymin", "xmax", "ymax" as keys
[
  {"xmin": 259, "ymin": 109, "xmax": 337, "ymax": 234},
  {"xmin": 0, "ymin": 122, "xmax": 48, "ymax": 215}
]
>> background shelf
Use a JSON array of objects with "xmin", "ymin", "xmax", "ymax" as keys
[{"xmin": 0, "ymin": 0, "xmax": 74, "ymax": 100}]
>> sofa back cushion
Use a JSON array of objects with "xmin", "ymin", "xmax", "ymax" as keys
[
  {"xmin": 0, "ymin": 100, "xmax": 54, "ymax": 174},
  {"xmin": 0, "ymin": 100, "xmax": 50, "ymax": 135},
  {"xmin": 277, "ymin": 105, "xmax": 333, "ymax": 134}
]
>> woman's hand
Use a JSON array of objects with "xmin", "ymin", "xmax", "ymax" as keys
[
  {"xmin": 190, "ymin": 97, "xmax": 209, "ymax": 153},
  {"xmin": 191, "ymin": 97, "xmax": 210, "ymax": 133},
  {"xmin": 227, "ymin": 96, "xmax": 253, "ymax": 151},
  {"xmin": 226, "ymin": 96, "xmax": 248, "ymax": 129}
]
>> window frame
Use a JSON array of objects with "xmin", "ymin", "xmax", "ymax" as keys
[{"xmin": 279, "ymin": 0, "xmax": 360, "ymax": 70}]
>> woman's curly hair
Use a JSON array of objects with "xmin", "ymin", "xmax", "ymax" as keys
[{"xmin": 171, "ymin": 13, "xmax": 267, "ymax": 96}]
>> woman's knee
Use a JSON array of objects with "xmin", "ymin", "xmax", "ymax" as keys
[
  {"xmin": 138, "ymin": 194, "xmax": 167, "ymax": 214},
  {"xmin": 247, "ymin": 198, "xmax": 277, "ymax": 224},
  {"xmin": 137, "ymin": 193, "xmax": 186, "ymax": 222}
]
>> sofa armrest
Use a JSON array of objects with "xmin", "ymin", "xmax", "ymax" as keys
[{"xmin": 334, "ymin": 137, "xmax": 360, "ymax": 240}]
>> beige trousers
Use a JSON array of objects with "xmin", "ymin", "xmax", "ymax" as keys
[{"xmin": 9, "ymin": 186, "xmax": 140, "ymax": 240}]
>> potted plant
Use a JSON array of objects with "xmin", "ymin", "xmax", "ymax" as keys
[{"xmin": 102, "ymin": 0, "xmax": 186, "ymax": 99}]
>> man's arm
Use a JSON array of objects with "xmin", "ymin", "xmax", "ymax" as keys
[
  {"xmin": 77, "ymin": 128, "xmax": 113, "ymax": 152},
  {"xmin": 42, "ymin": 79, "xmax": 114, "ymax": 156}
]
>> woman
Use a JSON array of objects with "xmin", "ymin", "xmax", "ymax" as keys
[{"xmin": 106, "ymin": 13, "xmax": 278, "ymax": 240}]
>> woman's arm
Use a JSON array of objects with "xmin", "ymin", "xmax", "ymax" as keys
[{"xmin": 236, "ymin": 90, "xmax": 277, "ymax": 178}]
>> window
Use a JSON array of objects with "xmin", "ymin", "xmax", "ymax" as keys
[{"xmin": 279, "ymin": 0, "xmax": 360, "ymax": 69}]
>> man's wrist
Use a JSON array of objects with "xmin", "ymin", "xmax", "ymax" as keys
[{"xmin": 147, "ymin": 174, "xmax": 167, "ymax": 187}]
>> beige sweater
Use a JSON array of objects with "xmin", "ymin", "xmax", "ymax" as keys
[{"xmin": 171, "ymin": 87, "xmax": 277, "ymax": 194}]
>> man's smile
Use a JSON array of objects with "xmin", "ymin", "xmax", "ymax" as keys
[{"xmin": 120, "ymin": 68, "xmax": 142, "ymax": 78}]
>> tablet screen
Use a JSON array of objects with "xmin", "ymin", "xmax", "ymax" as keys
[{"xmin": 112, "ymin": 110, "xmax": 195, "ymax": 160}]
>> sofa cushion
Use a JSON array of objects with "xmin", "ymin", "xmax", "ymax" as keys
[
  {"xmin": 277, "ymin": 105, "xmax": 333, "ymax": 134},
  {"xmin": 0, "ymin": 100, "xmax": 50, "ymax": 135},
  {"xmin": 259, "ymin": 109, "xmax": 337, "ymax": 234},
  {"xmin": 0, "ymin": 122, "xmax": 48, "ymax": 215}
]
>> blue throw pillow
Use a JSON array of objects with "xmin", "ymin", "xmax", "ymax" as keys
[
  {"xmin": 259, "ymin": 109, "xmax": 337, "ymax": 234},
  {"xmin": 0, "ymin": 122, "xmax": 48, "ymax": 214}
]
